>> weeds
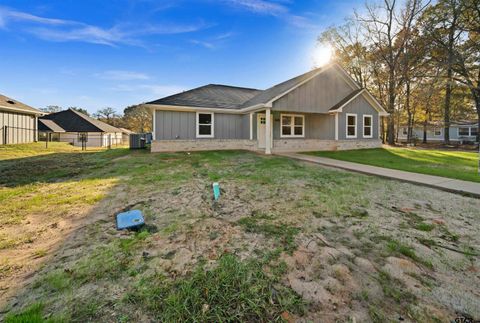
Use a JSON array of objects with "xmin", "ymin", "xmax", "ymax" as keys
[
  {"xmin": 125, "ymin": 254, "xmax": 304, "ymax": 322},
  {"xmin": 414, "ymin": 222, "xmax": 435, "ymax": 232},
  {"xmin": 386, "ymin": 238, "xmax": 433, "ymax": 269},
  {"xmin": 237, "ymin": 217, "xmax": 299, "ymax": 253}
]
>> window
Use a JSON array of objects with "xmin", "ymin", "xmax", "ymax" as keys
[
  {"xmin": 402, "ymin": 128, "xmax": 408, "ymax": 135},
  {"xmin": 280, "ymin": 114, "xmax": 304, "ymax": 137},
  {"xmin": 433, "ymin": 128, "xmax": 441, "ymax": 136},
  {"xmin": 471, "ymin": 127, "xmax": 478, "ymax": 137},
  {"xmin": 363, "ymin": 115, "xmax": 373, "ymax": 138},
  {"xmin": 458, "ymin": 127, "xmax": 470, "ymax": 136},
  {"xmin": 196, "ymin": 112, "xmax": 214, "ymax": 138},
  {"xmin": 346, "ymin": 113, "xmax": 357, "ymax": 138}
]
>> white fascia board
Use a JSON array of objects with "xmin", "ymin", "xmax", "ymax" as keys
[
  {"xmin": 0, "ymin": 105, "xmax": 44, "ymax": 116},
  {"xmin": 329, "ymin": 90, "xmax": 389, "ymax": 116},
  {"xmin": 361, "ymin": 91, "xmax": 389, "ymax": 115},
  {"xmin": 329, "ymin": 89, "xmax": 366, "ymax": 113},
  {"xmin": 332, "ymin": 63, "xmax": 362, "ymax": 90},
  {"xmin": 142, "ymin": 103, "xmax": 267, "ymax": 114}
]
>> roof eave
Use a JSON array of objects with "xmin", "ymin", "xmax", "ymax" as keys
[
  {"xmin": 142, "ymin": 103, "xmax": 267, "ymax": 114},
  {"xmin": 0, "ymin": 105, "xmax": 45, "ymax": 116}
]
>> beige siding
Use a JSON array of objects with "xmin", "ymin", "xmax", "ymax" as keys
[
  {"xmin": 272, "ymin": 66, "xmax": 355, "ymax": 113},
  {"xmin": 0, "ymin": 111, "xmax": 36, "ymax": 145},
  {"xmin": 58, "ymin": 132, "xmax": 122, "ymax": 147}
]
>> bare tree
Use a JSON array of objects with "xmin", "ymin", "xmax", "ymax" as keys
[
  {"xmin": 93, "ymin": 107, "xmax": 117, "ymax": 121},
  {"xmin": 355, "ymin": 0, "xmax": 430, "ymax": 144}
]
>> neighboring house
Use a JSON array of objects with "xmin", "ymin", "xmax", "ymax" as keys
[
  {"xmin": 398, "ymin": 121, "xmax": 478, "ymax": 143},
  {"xmin": 38, "ymin": 109, "xmax": 123, "ymax": 147},
  {"xmin": 119, "ymin": 127, "xmax": 134, "ymax": 144},
  {"xmin": 143, "ymin": 63, "xmax": 388, "ymax": 154},
  {"xmin": 1, "ymin": 94, "xmax": 44, "ymax": 145}
]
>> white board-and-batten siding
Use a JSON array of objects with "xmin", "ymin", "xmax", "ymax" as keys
[{"xmin": 0, "ymin": 111, "xmax": 36, "ymax": 144}]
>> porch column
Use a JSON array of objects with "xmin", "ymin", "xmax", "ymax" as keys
[
  {"xmin": 249, "ymin": 112, "xmax": 253, "ymax": 140},
  {"xmin": 152, "ymin": 108, "xmax": 156, "ymax": 140},
  {"xmin": 265, "ymin": 108, "xmax": 271, "ymax": 154},
  {"xmin": 334, "ymin": 113, "xmax": 339, "ymax": 140}
]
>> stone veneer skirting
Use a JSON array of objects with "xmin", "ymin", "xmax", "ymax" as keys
[
  {"xmin": 151, "ymin": 139, "xmax": 257, "ymax": 152},
  {"xmin": 151, "ymin": 139, "xmax": 382, "ymax": 153},
  {"xmin": 271, "ymin": 139, "xmax": 382, "ymax": 152}
]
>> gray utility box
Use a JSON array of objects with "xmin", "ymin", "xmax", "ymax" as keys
[{"xmin": 129, "ymin": 133, "xmax": 147, "ymax": 149}]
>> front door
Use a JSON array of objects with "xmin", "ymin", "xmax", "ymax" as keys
[{"xmin": 257, "ymin": 114, "xmax": 272, "ymax": 149}]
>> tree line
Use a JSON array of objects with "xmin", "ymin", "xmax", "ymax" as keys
[
  {"xmin": 40, "ymin": 105, "xmax": 152, "ymax": 133},
  {"xmin": 319, "ymin": 0, "xmax": 479, "ymax": 144}
]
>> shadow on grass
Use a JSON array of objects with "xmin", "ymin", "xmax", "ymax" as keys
[{"xmin": 0, "ymin": 148, "xmax": 136, "ymax": 187}]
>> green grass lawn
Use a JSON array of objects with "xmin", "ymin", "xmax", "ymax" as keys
[{"xmin": 307, "ymin": 147, "xmax": 480, "ymax": 183}]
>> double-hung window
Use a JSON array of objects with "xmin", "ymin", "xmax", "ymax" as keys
[
  {"xmin": 196, "ymin": 112, "xmax": 214, "ymax": 138},
  {"xmin": 346, "ymin": 113, "xmax": 357, "ymax": 138},
  {"xmin": 458, "ymin": 127, "xmax": 470, "ymax": 136},
  {"xmin": 363, "ymin": 115, "xmax": 373, "ymax": 138},
  {"xmin": 433, "ymin": 128, "xmax": 441, "ymax": 136},
  {"xmin": 470, "ymin": 127, "xmax": 478, "ymax": 137},
  {"xmin": 280, "ymin": 114, "xmax": 304, "ymax": 138}
]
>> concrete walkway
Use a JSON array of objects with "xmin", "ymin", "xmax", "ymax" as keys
[{"xmin": 278, "ymin": 152, "xmax": 480, "ymax": 198}]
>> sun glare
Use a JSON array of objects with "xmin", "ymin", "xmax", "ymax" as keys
[{"xmin": 313, "ymin": 44, "xmax": 333, "ymax": 67}]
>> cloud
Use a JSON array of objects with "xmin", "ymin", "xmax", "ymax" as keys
[
  {"xmin": 190, "ymin": 39, "xmax": 216, "ymax": 49},
  {"xmin": 0, "ymin": 6, "xmax": 73, "ymax": 26},
  {"xmin": 95, "ymin": 70, "xmax": 150, "ymax": 81},
  {"xmin": 109, "ymin": 84, "xmax": 186, "ymax": 98},
  {"xmin": 224, "ymin": 0, "xmax": 288, "ymax": 16},
  {"xmin": 222, "ymin": 0, "xmax": 317, "ymax": 29},
  {"xmin": 0, "ymin": 6, "xmax": 207, "ymax": 46},
  {"xmin": 190, "ymin": 32, "xmax": 236, "ymax": 50}
]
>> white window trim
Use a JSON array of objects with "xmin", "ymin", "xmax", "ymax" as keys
[
  {"xmin": 346, "ymin": 113, "xmax": 357, "ymax": 138},
  {"xmin": 363, "ymin": 115, "xmax": 373, "ymax": 138},
  {"xmin": 433, "ymin": 128, "xmax": 442, "ymax": 136},
  {"xmin": 280, "ymin": 113, "xmax": 305, "ymax": 138},
  {"xmin": 196, "ymin": 112, "xmax": 214, "ymax": 138},
  {"xmin": 458, "ymin": 127, "xmax": 471, "ymax": 137}
]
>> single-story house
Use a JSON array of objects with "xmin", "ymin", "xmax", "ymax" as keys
[
  {"xmin": 143, "ymin": 63, "xmax": 388, "ymax": 154},
  {"xmin": 1, "ymin": 94, "xmax": 44, "ymax": 145},
  {"xmin": 398, "ymin": 121, "xmax": 478, "ymax": 143},
  {"xmin": 119, "ymin": 127, "xmax": 134, "ymax": 143},
  {"xmin": 38, "ymin": 109, "xmax": 123, "ymax": 147}
]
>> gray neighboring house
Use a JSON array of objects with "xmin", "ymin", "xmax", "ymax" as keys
[
  {"xmin": 38, "ymin": 109, "xmax": 123, "ymax": 147},
  {"xmin": 398, "ymin": 121, "xmax": 479, "ymax": 143},
  {"xmin": 143, "ymin": 63, "xmax": 389, "ymax": 154},
  {"xmin": 1, "ymin": 94, "xmax": 44, "ymax": 145}
]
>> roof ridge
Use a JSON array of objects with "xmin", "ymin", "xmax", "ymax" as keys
[{"xmin": 207, "ymin": 84, "xmax": 262, "ymax": 91}]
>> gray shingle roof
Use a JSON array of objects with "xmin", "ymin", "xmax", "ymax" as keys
[
  {"xmin": 38, "ymin": 119, "xmax": 66, "ymax": 132},
  {"xmin": 145, "ymin": 63, "xmax": 364, "ymax": 112},
  {"xmin": 40, "ymin": 109, "xmax": 122, "ymax": 133},
  {"xmin": 147, "ymin": 84, "xmax": 261, "ymax": 109},
  {"xmin": 0, "ymin": 94, "xmax": 43, "ymax": 115}
]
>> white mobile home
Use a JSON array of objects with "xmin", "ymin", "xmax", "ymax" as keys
[{"xmin": 398, "ymin": 122, "xmax": 478, "ymax": 143}]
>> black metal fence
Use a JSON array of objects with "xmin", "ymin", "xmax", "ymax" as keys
[{"xmin": 1, "ymin": 125, "xmax": 37, "ymax": 145}]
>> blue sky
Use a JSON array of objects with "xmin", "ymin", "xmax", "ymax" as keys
[{"xmin": 0, "ymin": 0, "xmax": 361, "ymax": 114}]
